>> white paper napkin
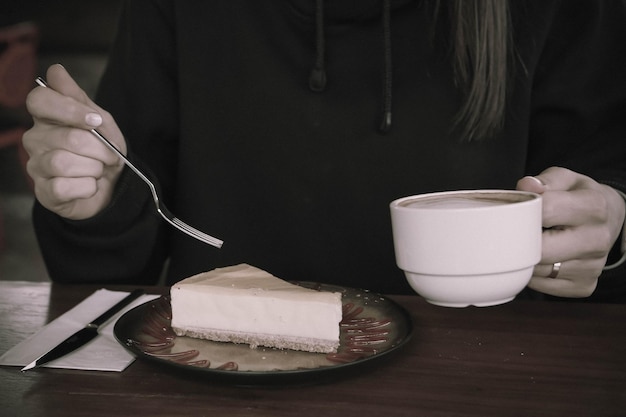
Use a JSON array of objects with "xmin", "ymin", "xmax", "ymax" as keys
[{"xmin": 0, "ymin": 289, "xmax": 159, "ymax": 372}]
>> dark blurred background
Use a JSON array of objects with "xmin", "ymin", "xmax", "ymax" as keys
[{"xmin": 0, "ymin": 1, "xmax": 123, "ymax": 281}]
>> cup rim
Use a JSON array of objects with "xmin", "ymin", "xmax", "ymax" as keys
[{"xmin": 390, "ymin": 189, "xmax": 541, "ymax": 211}]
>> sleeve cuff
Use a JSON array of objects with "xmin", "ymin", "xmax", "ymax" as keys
[{"xmin": 603, "ymin": 188, "xmax": 626, "ymax": 271}]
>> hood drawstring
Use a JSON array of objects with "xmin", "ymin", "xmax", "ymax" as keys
[
  {"xmin": 309, "ymin": 0, "xmax": 327, "ymax": 92},
  {"xmin": 380, "ymin": 0, "xmax": 393, "ymax": 133},
  {"xmin": 308, "ymin": 0, "xmax": 394, "ymax": 133}
]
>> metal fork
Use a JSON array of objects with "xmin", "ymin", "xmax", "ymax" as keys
[{"xmin": 35, "ymin": 77, "xmax": 223, "ymax": 248}]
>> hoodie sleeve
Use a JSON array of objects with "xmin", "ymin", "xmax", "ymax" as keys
[
  {"xmin": 525, "ymin": 0, "xmax": 626, "ymax": 301},
  {"xmin": 32, "ymin": 0, "xmax": 177, "ymax": 284},
  {"xmin": 33, "ymin": 159, "xmax": 168, "ymax": 284}
]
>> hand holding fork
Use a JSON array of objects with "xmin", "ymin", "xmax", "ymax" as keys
[{"xmin": 24, "ymin": 66, "xmax": 223, "ymax": 248}]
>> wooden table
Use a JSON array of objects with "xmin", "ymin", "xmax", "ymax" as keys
[{"xmin": 1, "ymin": 280, "xmax": 625, "ymax": 417}]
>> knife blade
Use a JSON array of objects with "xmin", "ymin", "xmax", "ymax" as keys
[{"xmin": 21, "ymin": 289, "xmax": 145, "ymax": 371}]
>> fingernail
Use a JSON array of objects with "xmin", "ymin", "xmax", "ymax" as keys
[
  {"xmin": 525, "ymin": 176, "xmax": 545, "ymax": 186},
  {"xmin": 85, "ymin": 112, "xmax": 102, "ymax": 127}
]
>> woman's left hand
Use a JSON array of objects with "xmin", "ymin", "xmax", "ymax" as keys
[{"xmin": 516, "ymin": 167, "xmax": 626, "ymax": 297}]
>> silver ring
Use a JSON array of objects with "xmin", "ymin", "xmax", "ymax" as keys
[{"xmin": 548, "ymin": 262, "xmax": 562, "ymax": 279}]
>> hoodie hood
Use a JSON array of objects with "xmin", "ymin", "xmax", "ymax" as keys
[
  {"xmin": 290, "ymin": 0, "xmax": 416, "ymax": 23},
  {"xmin": 290, "ymin": 0, "xmax": 418, "ymax": 133}
]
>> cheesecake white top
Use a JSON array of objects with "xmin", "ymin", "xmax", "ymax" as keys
[{"xmin": 173, "ymin": 264, "xmax": 339, "ymax": 301}]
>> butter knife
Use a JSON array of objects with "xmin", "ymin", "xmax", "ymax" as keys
[{"xmin": 21, "ymin": 289, "xmax": 144, "ymax": 371}]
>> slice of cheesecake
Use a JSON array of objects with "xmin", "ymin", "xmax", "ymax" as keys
[{"xmin": 170, "ymin": 264, "xmax": 343, "ymax": 353}]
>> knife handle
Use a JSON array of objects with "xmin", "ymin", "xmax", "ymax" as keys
[{"xmin": 89, "ymin": 289, "xmax": 144, "ymax": 328}]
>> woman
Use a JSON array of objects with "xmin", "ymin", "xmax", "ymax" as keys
[{"xmin": 23, "ymin": 0, "xmax": 626, "ymax": 300}]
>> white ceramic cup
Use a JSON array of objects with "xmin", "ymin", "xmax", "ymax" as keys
[{"xmin": 390, "ymin": 190, "xmax": 542, "ymax": 307}]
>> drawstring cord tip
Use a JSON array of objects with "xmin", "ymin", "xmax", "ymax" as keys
[
  {"xmin": 309, "ymin": 67, "xmax": 327, "ymax": 92},
  {"xmin": 379, "ymin": 111, "xmax": 392, "ymax": 133}
]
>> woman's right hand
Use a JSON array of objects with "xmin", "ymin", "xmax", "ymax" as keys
[{"xmin": 22, "ymin": 64, "xmax": 127, "ymax": 220}]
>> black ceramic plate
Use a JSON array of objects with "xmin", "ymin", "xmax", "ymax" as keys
[{"xmin": 114, "ymin": 282, "xmax": 412, "ymax": 384}]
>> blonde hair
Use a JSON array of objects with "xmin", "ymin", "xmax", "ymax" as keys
[{"xmin": 436, "ymin": 0, "xmax": 513, "ymax": 140}]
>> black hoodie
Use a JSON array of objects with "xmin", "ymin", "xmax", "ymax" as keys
[{"xmin": 34, "ymin": 0, "xmax": 626, "ymax": 301}]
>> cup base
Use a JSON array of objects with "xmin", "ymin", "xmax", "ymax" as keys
[
  {"xmin": 403, "ymin": 267, "xmax": 533, "ymax": 308},
  {"xmin": 424, "ymin": 296, "xmax": 515, "ymax": 308}
]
